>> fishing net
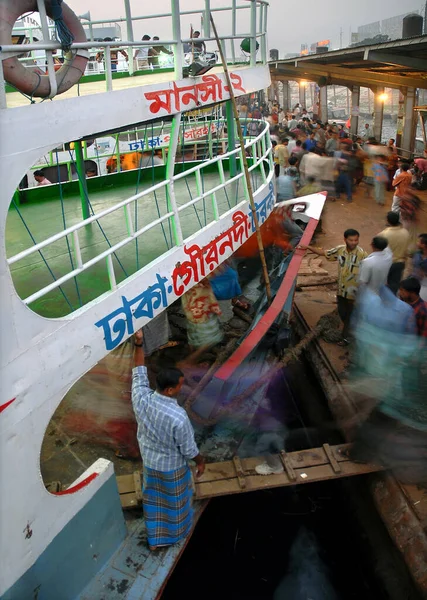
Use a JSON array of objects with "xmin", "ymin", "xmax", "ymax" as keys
[{"xmin": 57, "ymin": 339, "xmax": 140, "ymax": 458}]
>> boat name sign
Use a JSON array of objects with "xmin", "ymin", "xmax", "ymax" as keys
[{"xmin": 95, "ymin": 183, "xmax": 274, "ymax": 350}]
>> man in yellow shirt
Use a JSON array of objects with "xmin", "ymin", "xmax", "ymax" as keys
[
  {"xmin": 378, "ymin": 211, "xmax": 410, "ymax": 294},
  {"xmin": 274, "ymin": 137, "xmax": 290, "ymax": 176},
  {"xmin": 299, "ymin": 229, "xmax": 368, "ymax": 344}
]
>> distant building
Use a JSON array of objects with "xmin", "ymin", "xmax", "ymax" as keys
[
  {"xmin": 357, "ymin": 21, "xmax": 380, "ymax": 41},
  {"xmin": 357, "ymin": 10, "xmax": 422, "ymax": 42}
]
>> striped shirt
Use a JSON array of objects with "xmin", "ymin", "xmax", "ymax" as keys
[{"xmin": 131, "ymin": 366, "xmax": 199, "ymax": 471}]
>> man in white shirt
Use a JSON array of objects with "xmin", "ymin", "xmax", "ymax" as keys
[
  {"xmin": 34, "ymin": 170, "xmax": 52, "ymax": 186},
  {"xmin": 288, "ymin": 115, "xmax": 298, "ymax": 130},
  {"xmin": 359, "ymin": 236, "xmax": 393, "ymax": 294},
  {"xmin": 362, "ymin": 122, "xmax": 374, "ymax": 141},
  {"xmin": 287, "ymin": 134, "xmax": 297, "ymax": 153}
]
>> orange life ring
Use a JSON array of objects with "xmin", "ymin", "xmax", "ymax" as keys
[{"xmin": 0, "ymin": 0, "xmax": 88, "ymax": 97}]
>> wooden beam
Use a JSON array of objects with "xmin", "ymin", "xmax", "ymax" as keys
[
  {"xmin": 194, "ymin": 444, "xmax": 384, "ymax": 500},
  {"xmin": 364, "ymin": 50, "xmax": 427, "ymax": 72},
  {"xmin": 271, "ymin": 63, "xmax": 427, "ymax": 90}
]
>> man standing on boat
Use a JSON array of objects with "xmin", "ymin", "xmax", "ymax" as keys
[{"xmin": 132, "ymin": 329, "xmax": 205, "ymax": 551}]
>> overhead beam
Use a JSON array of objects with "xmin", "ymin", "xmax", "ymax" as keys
[
  {"xmin": 278, "ymin": 62, "xmax": 427, "ymax": 90},
  {"xmin": 364, "ymin": 50, "xmax": 427, "ymax": 72}
]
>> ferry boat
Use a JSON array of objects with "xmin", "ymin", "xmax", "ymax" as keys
[{"xmin": 0, "ymin": 2, "xmax": 325, "ymax": 599}]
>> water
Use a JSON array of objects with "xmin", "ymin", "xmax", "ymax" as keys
[{"xmin": 162, "ymin": 360, "xmax": 418, "ymax": 600}]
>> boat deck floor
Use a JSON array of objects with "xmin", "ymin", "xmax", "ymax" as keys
[
  {"xmin": 7, "ymin": 172, "xmax": 255, "ymax": 318},
  {"xmin": 5, "ymin": 64, "xmax": 248, "ymax": 109},
  {"xmin": 76, "ymin": 501, "xmax": 207, "ymax": 600}
]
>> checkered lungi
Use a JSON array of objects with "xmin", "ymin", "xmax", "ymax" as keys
[{"xmin": 142, "ymin": 465, "xmax": 194, "ymax": 548}]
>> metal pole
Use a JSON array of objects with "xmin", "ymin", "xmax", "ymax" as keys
[
  {"xmin": 123, "ymin": 0, "xmax": 135, "ymax": 76},
  {"xmin": 74, "ymin": 141, "xmax": 90, "ymax": 220},
  {"xmin": 226, "ymin": 100, "xmax": 237, "ymax": 176},
  {"xmin": 204, "ymin": 0, "xmax": 210, "ymax": 38},
  {"xmin": 0, "ymin": 61, "xmax": 7, "ymax": 110},
  {"xmin": 36, "ymin": 0, "xmax": 57, "ymax": 98},
  {"xmin": 105, "ymin": 46, "xmax": 113, "ymax": 91},
  {"xmin": 211, "ymin": 14, "xmax": 272, "ymax": 303},
  {"xmin": 171, "ymin": 0, "xmax": 183, "ymax": 80},
  {"xmin": 250, "ymin": 0, "xmax": 257, "ymax": 67},
  {"xmin": 260, "ymin": 4, "xmax": 267, "ymax": 65}
]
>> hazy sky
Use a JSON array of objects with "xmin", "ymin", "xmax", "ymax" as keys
[{"xmin": 68, "ymin": 0, "xmax": 424, "ymax": 54}]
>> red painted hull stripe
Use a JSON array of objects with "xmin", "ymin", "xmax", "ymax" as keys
[
  {"xmin": 0, "ymin": 398, "xmax": 16, "ymax": 414},
  {"xmin": 53, "ymin": 472, "xmax": 99, "ymax": 495},
  {"xmin": 215, "ymin": 217, "xmax": 319, "ymax": 381}
]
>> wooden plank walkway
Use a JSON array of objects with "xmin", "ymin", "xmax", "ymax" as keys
[{"xmin": 194, "ymin": 444, "xmax": 384, "ymax": 500}]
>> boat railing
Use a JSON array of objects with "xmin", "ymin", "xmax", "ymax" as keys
[
  {"xmin": 7, "ymin": 120, "xmax": 273, "ymax": 308},
  {"xmin": 0, "ymin": 0, "xmax": 269, "ymax": 107},
  {"xmin": 22, "ymin": 118, "xmax": 267, "ymax": 186}
]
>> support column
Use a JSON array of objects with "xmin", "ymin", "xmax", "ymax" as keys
[
  {"xmin": 171, "ymin": 0, "xmax": 183, "ymax": 81},
  {"xmin": 123, "ymin": 0, "xmax": 134, "ymax": 76},
  {"xmin": 282, "ymin": 80, "xmax": 289, "ymax": 111},
  {"xmin": 74, "ymin": 141, "xmax": 90, "ymax": 220},
  {"xmin": 350, "ymin": 85, "xmax": 360, "ymax": 137},
  {"xmin": 401, "ymin": 87, "xmax": 417, "ymax": 157},
  {"xmin": 373, "ymin": 87, "xmax": 385, "ymax": 143},
  {"xmin": 299, "ymin": 82, "xmax": 306, "ymax": 109},
  {"xmin": 319, "ymin": 86, "xmax": 328, "ymax": 123}
]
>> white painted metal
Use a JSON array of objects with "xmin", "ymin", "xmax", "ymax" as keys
[
  {"xmin": 0, "ymin": 61, "xmax": 7, "ymax": 110},
  {"xmin": 105, "ymin": 47, "xmax": 113, "ymax": 92},
  {"xmin": 250, "ymin": 0, "xmax": 257, "ymax": 67},
  {"xmin": 36, "ymin": 0, "xmax": 57, "ymax": 99},
  {"xmin": 171, "ymin": 0, "xmax": 183, "ymax": 82},
  {"xmin": 0, "ymin": 3, "xmax": 273, "ymax": 597},
  {"xmin": 123, "ymin": 0, "xmax": 135, "ymax": 77}
]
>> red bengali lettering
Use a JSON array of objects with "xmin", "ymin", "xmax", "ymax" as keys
[{"xmin": 224, "ymin": 72, "xmax": 246, "ymax": 95}]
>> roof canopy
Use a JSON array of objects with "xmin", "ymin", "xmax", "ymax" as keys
[{"xmin": 270, "ymin": 35, "xmax": 427, "ymax": 90}]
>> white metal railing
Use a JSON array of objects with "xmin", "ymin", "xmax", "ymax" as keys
[
  {"xmin": 23, "ymin": 116, "xmax": 268, "ymax": 186},
  {"xmin": 8, "ymin": 120, "xmax": 273, "ymax": 307},
  {"xmin": 0, "ymin": 0, "xmax": 269, "ymax": 107}
]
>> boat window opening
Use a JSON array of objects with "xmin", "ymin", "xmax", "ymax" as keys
[{"xmin": 6, "ymin": 114, "xmax": 273, "ymax": 318}]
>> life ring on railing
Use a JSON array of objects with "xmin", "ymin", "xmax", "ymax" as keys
[{"xmin": 0, "ymin": 0, "xmax": 88, "ymax": 97}]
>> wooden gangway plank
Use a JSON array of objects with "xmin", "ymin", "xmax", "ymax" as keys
[{"xmin": 194, "ymin": 444, "xmax": 384, "ymax": 500}]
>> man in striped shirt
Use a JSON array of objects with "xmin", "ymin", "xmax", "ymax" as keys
[{"xmin": 132, "ymin": 329, "xmax": 205, "ymax": 551}]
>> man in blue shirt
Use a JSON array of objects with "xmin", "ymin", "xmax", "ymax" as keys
[
  {"xmin": 132, "ymin": 329, "xmax": 205, "ymax": 550},
  {"xmin": 305, "ymin": 132, "xmax": 317, "ymax": 152}
]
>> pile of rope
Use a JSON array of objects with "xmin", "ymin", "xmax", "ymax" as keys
[
  {"xmin": 185, "ymin": 312, "xmax": 336, "ymax": 427},
  {"xmin": 317, "ymin": 310, "xmax": 342, "ymax": 343}
]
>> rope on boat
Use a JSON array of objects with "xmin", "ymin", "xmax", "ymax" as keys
[
  {"xmin": 50, "ymin": 0, "xmax": 75, "ymax": 51},
  {"xmin": 186, "ymin": 312, "xmax": 336, "ymax": 426},
  {"xmin": 11, "ymin": 198, "xmax": 74, "ymax": 311},
  {"xmin": 55, "ymin": 150, "xmax": 83, "ymax": 307}
]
